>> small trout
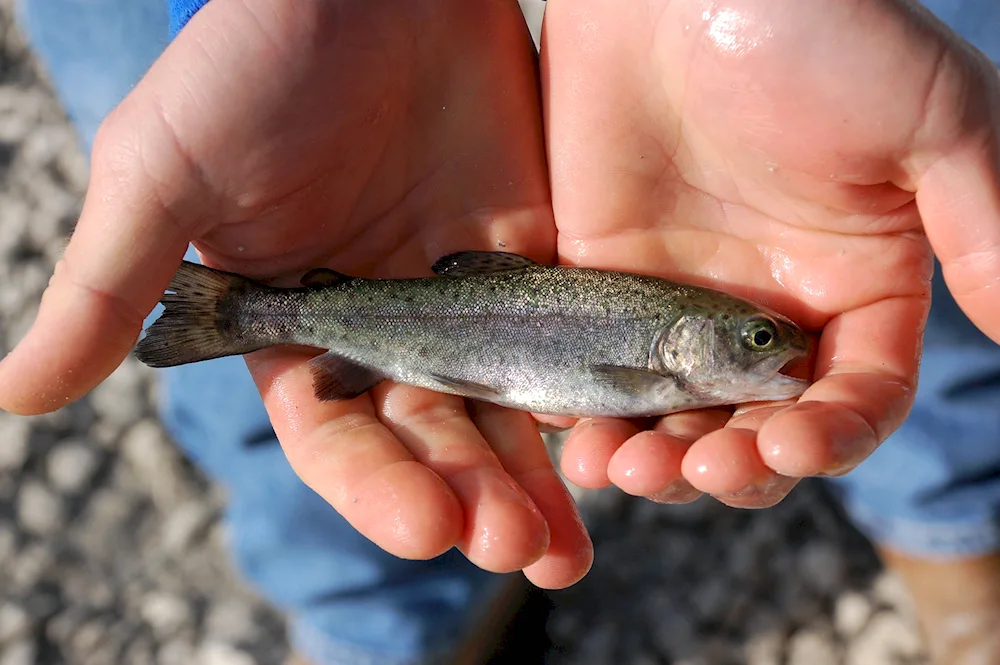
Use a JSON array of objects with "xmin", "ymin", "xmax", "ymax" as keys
[{"xmin": 134, "ymin": 251, "xmax": 810, "ymax": 417}]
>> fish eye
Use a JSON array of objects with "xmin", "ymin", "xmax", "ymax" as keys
[{"xmin": 742, "ymin": 317, "xmax": 778, "ymax": 351}]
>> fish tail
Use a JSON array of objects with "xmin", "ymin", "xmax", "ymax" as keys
[{"xmin": 134, "ymin": 261, "xmax": 271, "ymax": 368}]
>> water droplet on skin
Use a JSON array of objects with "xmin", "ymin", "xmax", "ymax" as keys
[
  {"xmin": 701, "ymin": 7, "xmax": 773, "ymax": 58},
  {"xmin": 237, "ymin": 246, "xmax": 245, "ymax": 252}
]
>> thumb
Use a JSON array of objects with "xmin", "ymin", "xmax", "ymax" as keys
[
  {"xmin": 0, "ymin": 91, "xmax": 202, "ymax": 414},
  {"xmin": 916, "ymin": 58, "xmax": 1000, "ymax": 343}
]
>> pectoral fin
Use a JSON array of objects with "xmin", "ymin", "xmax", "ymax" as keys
[
  {"xmin": 308, "ymin": 352, "xmax": 385, "ymax": 400},
  {"xmin": 590, "ymin": 365, "xmax": 682, "ymax": 396},
  {"xmin": 431, "ymin": 251, "xmax": 537, "ymax": 277}
]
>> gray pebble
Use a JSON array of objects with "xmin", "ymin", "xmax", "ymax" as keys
[
  {"xmin": 47, "ymin": 438, "xmax": 101, "ymax": 494},
  {"xmin": 140, "ymin": 592, "xmax": 191, "ymax": 638},
  {"xmin": 89, "ymin": 360, "xmax": 148, "ymax": 428},
  {"xmin": 0, "ymin": 603, "xmax": 29, "ymax": 645},
  {"xmin": 0, "ymin": 520, "xmax": 15, "ymax": 562},
  {"xmin": 160, "ymin": 500, "xmax": 217, "ymax": 554},
  {"xmin": 798, "ymin": 541, "xmax": 847, "ymax": 595},
  {"xmin": 197, "ymin": 641, "xmax": 257, "ymax": 665},
  {"xmin": 0, "ymin": 415, "xmax": 29, "ymax": 472},
  {"xmin": 872, "ymin": 571, "xmax": 918, "ymax": 618},
  {"xmin": 845, "ymin": 611, "xmax": 925, "ymax": 665},
  {"xmin": 121, "ymin": 419, "xmax": 189, "ymax": 510},
  {"xmin": 744, "ymin": 629, "xmax": 783, "ymax": 665},
  {"xmin": 15, "ymin": 480, "xmax": 64, "ymax": 536},
  {"xmin": 157, "ymin": 639, "xmax": 197, "ymax": 665},
  {"xmin": 834, "ymin": 591, "xmax": 874, "ymax": 637},
  {"xmin": 205, "ymin": 600, "xmax": 258, "ymax": 645},
  {"xmin": 575, "ymin": 622, "xmax": 617, "ymax": 665},
  {"xmin": 0, "ymin": 640, "xmax": 36, "ymax": 665},
  {"xmin": 786, "ymin": 627, "xmax": 838, "ymax": 665}
]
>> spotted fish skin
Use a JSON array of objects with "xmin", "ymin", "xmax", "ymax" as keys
[{"xmin": 134, "ymin": 252, "xmax": 810, "ymax": 418}]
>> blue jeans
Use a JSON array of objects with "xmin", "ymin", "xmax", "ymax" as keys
[{"xmin": 18, "ymin": 0, "xmax": 1000, "ymax": 663}]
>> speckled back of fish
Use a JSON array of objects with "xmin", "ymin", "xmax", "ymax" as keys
[{"xmin": 134, "ymin": 252, "xmax": 810, "ymax": 417}]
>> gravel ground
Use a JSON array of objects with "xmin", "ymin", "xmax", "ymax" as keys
[{"xmin": 0, "ymin": 4, "xmax": 933, "ymax": 665}]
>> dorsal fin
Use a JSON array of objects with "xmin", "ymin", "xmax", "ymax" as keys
[
  {"xmin": 300, "ymin": 267, "xmax": 350, "ymax": 287},
  {"xmin": 431, "ymin": 251, "xmax": 538, "ymax": 277}
]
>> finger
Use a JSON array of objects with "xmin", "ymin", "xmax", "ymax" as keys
[
  {"xmin": 757, "ymin": 296, "xmax": 922, "ymax": 478},
  {"xmin": 245, "ymin": 349, "xmax": 465, "ymax": 561},
  {"xmin": 373, "ymin": 385, "xmax": 550, "ymax": 574},
  {"xmin": 559, "ymin": 418, "xmax": 640, "ymax": 489},
  {"xmin": 607, "ymin": 409, "xmax": 730, "ymax": 500},
  {"xmin": 0, "ymin": 97, "xmax": 195, "ymax": 414},
  {"xmin": 469, "ymin": 402, "xmax": 594, "ymax": 589},
  {"xmin": 680, "ymin": 426, "xmax": 799, "ymax": 509}
]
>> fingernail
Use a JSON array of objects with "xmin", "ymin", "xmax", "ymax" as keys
[
  {"xmin": 648, "ymin": 480, "xmax": 702, "ymax": 504},
  {"xmin": 717, "ymin": 476, "xmax": 798, "ymax": 508}
]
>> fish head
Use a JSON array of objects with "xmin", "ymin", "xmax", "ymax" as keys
[{"xmin": 652, "ymin": 298, "xmax": 811, "ymax": 405}]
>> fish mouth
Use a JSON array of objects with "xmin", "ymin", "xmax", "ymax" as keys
[{"xmin": 752, "ymin": 350, "xmax": 812, "ymax": 401}]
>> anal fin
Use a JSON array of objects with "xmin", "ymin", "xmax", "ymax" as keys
[
  {"xmin": 308, "ymin": 352, "xmax": 385, "ymax": 401},
  {"xmin": 430, "ymin": 374, "xmax": 503, "ymax": 401}
]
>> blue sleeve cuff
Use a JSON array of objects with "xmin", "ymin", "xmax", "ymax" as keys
[{"xmin": 169, "ymin": 0, "xmax": 210, "ymax": 38}]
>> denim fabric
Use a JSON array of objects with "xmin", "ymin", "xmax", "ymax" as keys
[
  {"xmin": 16, "ymin": 0, "xmax": 1000, "ymax": 662},
  {"xmin": 168, "ymin": 0, "xmax": 209, "ymax": 37}
]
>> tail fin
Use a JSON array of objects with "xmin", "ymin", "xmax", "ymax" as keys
[{"xmin": 135, "ymin": 262, "xmax": 270, "ymax": 368}]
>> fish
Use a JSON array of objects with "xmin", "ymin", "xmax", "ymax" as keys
[{"xmin": 133, "ymin": 251, "xmax": 811, "ymax": 418}]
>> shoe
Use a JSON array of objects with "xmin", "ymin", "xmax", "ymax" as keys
[{"xmin": 879, "ymin": 547, "xmax": 1000, "ymax": 665}]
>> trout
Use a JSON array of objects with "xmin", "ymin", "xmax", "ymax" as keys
[{"xmin": 134, "ymin": 251, "xmax": 810, "ymax": 417}]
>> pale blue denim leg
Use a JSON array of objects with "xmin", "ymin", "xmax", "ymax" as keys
[
  {"xmin": 17, "ymin": 1, "xmax": 496, "ymax": 663},
  {"xmin": 825, "ymin": 1, "xmax": 1000, "ymax": 559}
]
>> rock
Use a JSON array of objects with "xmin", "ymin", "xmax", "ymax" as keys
[
  {"xmin": 89, "ymin": 360, "xmax": 147, "ymax": 428},
  {"xmin": 651, "ymin": 609, "xmax": 697, "ymax": 658},
  {"xmin": 140, "ymin": 592, "xmax": 191, "ymax": 638},
  {"xmin": 691, "ymin": 576, "xmax": 731, "ymax": 621},
  {"xmin": 47, "ymin": 438, "xmax": 101, "ymax": 494},
  {"xmin": 160, "ymin": 500, "xmax": 217, "ymax": 554},
  {"xmin": 15, "ymin": 480, "xmax": 64, "ymax": 536},
  {"xmin": 0, "ymin": 603, "xmax": 29, "ymax": 644},
  {"xmin": 68, "ymin": 618, "xmax": 109, "ymax": 661},
  {"xmin": 0, "ymin": 640, "xmax": 36, "ymax": 665},
  {"xmin": 197, "ymin": 641, "xmax": 257, "ymax": 665},
  {"xmin": 834, "ymin": 591, "xmax": 874, "ymax": 637},
  {"xmin": 872, "ymin": 571, "xmax": 917, "ymax": 618},
  {"xmin": 75, "ymin": 488, "xmax": 132, "ymax": 556},
  {"xmin": 786, "ymin": 627, "xmax": 838, "ymax": 665},
  {"xmin": 798, "ymin": 542, "xmax": 846, "ymax": 596},
  {"xmin": 744, "ymin": 629, "xmax": 783, "ymax": 665},
  {"xmin": 158, "ymin": 639, "xmax": 197, "ymax": 665},
  {"xmin": 121, "ymin": 419, "xmax": 189, "ymax": 510},
  {"xmin": 845, "ymin": 611, "xmax": 925, "ymax": 665},
  {"xmin": 205, "ymin": 600, "xmax": 257, "ymax": 645},
  {"xmin": 0, "ymin": 520, "xmax": 15, "ymax": 562},
  {"xmin": 0, "ymin": 415, "xmax": 29, "ymax": 471}
]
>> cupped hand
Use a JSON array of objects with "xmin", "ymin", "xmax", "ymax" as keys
[
  {"xmin": 542, "ymin": 0, "xmax": 1000, "ymax": 507},
  {"xmin": 0, "ymin": 0, "xmax": 592, "ymax": 588}
]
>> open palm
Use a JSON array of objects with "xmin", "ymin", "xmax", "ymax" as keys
[
  {"xmin": 543, "ymin": 0, "xmax": 1000, "ymax": 507},
  {"xmin": 0, "ymin": 0, "xmax": 592, "ymax": 587}
]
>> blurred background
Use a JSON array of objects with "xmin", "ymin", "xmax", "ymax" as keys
[{"xmin": 0, "ymin": 1, "xmax": 932, "ymax": 664}]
